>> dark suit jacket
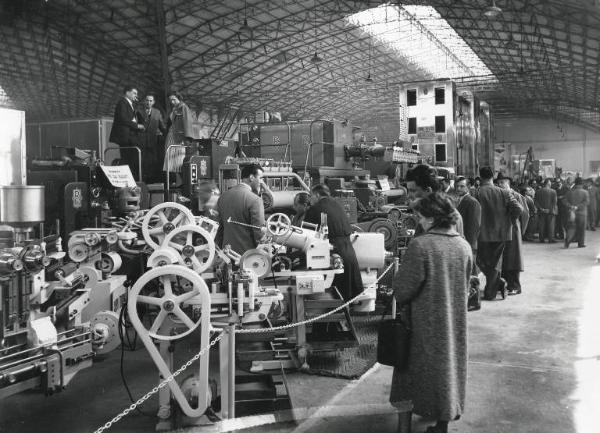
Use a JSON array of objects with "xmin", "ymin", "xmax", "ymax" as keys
[
  {"xmin": 457, "ymin": 193, "xmax": 481, "ymax": 250},
  {"xmin": 472, "ymin": 182, "xmax": 523, "ymax": 242},
  {"xmin": 304, "ymin": 196, "xmax": 352, "ymax": 238},
  {"xmin": 216, "ymin": 183, "xmax": 265, "ymax": 254},
  {"xmin": 137, "ymin": 107, "xmax": 166, "ymax": 140},
  {"xmin": 565, "ymin": 186, "xmax": 589, "ymax": 216},
  {"xmin": 109, "ymin": 97, "xmax": 140, "ymax": 146},
  {"xmin": 534, "ymin": 187, "xmax": 558, "ymax": 215}
]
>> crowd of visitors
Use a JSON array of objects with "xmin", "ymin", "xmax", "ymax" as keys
[{"xmin": 389, "ymin": 165, "xmax": 598, "ymax": 433}]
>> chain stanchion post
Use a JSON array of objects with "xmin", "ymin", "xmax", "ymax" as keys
[
  {"xmin": 391, "ymin": 257, "xmax": 400, "ymax": 318},
  {"xmin": 227, "ymin": 324, "xmax": 236, "ymax": 418}
]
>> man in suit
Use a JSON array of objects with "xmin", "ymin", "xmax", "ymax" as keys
[
  {"xmin": 304, "ymin": 184, "xmax": 363, "ymax": 300},
  {"xmin": 109, "ymin": 85, "xmax": 145, "ymax": 180},
  {"xmin": 535, "ymin": 179, "xmax": 558, "ymax": 242},
  {"xmin": 137, "ymin": 93, "xmax": 167, "ymax": 184},
  {"xmin": 216, "ymin": 164, "xmax": 265, "ymax": 255},
  {"xmin": 472, "ymin": 166, "xmax": 523, "ymax": 301},
  {"xmin": 455, "ymin": 176, "xmax": 481, "ymax": 275},
  {"xmin": 497, "ymin": 175, "xmax": 529, "ymax": 295},
  {"xmin": 564, "ymin": 177, "xmax": 589, "ymax": 248}
]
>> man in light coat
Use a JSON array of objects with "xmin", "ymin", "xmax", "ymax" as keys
[{"xmin": 216, "ymin": 164, "xmax": 265, "ymax": 255}]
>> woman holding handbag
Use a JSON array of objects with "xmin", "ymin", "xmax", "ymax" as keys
[{"xmin": 390, "ymin": 193, "xmax": 472, "ymax": 433}]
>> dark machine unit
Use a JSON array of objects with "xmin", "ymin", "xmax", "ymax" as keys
[{"xmin": 239, "ymin": 119, "xmax": 356, "ymax": 172}]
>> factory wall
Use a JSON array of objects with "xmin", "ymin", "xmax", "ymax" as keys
[{"xmin": 494, "ymin": 117, "xmax": 600, "ymax": 178}]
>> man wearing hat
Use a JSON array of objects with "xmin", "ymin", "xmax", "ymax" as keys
[{"xmin": 497, "ymin": 174, "xmax": 529, "ymax": 295}]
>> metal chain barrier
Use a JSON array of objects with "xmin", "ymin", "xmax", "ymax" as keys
[
  {"xmin": 93, "ymin": 262, "xmax": 395, "ymax": 432},
  {"xmin": 93, "ymin": 332, "xmax": 225, "ymax": 433}
]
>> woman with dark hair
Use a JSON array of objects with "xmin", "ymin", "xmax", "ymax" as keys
[
  {"xmin": 163, "ymin": 91, "xmax": 196, "ymax": 182},
  {"xmin": 390, "ymin": 193, "xmax": 472, "ymax": 433}
]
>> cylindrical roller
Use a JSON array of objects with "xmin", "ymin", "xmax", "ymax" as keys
[
  {"xmin": 351, "ymin": 232, "xmax": 385, "ymax": 269},
  {"xmin": 0, "ymin": 186, "xmax": 45, "ymax": 227},
  {"xmin": 96, "ymin": 251, "xmax": 122, "ymax": 274},
  {"xmin": 76, "ymin": 266, "xmax": 100, "ymax": 285},
  {"xmin": 272, "ymin": 227, "xmax": 316, "ymax": 251}
]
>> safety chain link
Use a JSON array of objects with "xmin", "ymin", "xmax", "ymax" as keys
[
  {"xmin": 235, "ymin": 262, "xmax": 395, "ymax": 334},
  {"xmin": 94, "ymin": 262, "xmax": 395, "ymax": 432},
  {"xmin": 93, "ymin": 332, "xmax": 225, "ymax": 433}
]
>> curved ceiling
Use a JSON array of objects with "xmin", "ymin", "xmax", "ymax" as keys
[{"xmin": 1, "ymin": 0, "xmax": 599, "ymax": 133}]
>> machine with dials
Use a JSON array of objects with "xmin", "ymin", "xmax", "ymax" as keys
[
  {"xmin": 119, "ymin": 201, "xmax": 387, "ymax": 429},
  {"xmin": 0, "ymin": 185, "xmax": 128, "ymax": 399}
]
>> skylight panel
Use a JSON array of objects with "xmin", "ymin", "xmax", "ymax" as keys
[{"xmin": 347, "ymin": 4, "xmax": 494, "ymax": 80}]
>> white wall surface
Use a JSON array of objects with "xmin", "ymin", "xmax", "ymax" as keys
[{"xmin": 495, "ymin": 117, "xmax": 600, "ymax": 177}]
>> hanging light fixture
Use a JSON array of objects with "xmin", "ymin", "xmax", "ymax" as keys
[
  {"xmin": 365, "ymin": 37, "xmax": 373, "ymax": 82},
  {"xmin": 238, "ymin": 0, "xmax": 252, "ymax": 38},
  {"xmin": 309, "ymin": 0, "xmax": 322, "ymax": 64},
  {"xmin": 310, "ymin": 51, "xmax": 323, "ymax": 63},
  {"xmin": 484, "ymin": 0, "xmax": 502, "ymax": 18}
]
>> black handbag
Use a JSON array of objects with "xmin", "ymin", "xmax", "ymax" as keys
[{"xmin": 377, "ymin": 301, "xmax": 411, "ymax": 371}]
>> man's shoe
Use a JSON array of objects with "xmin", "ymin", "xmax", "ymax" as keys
[
  {"xmin": 578, "ymin": 244, "xmax": 587, "ymax": 248},
  {"xmin": 507, "ymin": 288, "xmax": 519, "ymax": 296},
  {"xmin": 591, "ymin": 227, "xmax": 596, "ymax": 231},
  {"xmin": 548, "ymin": 239, "xmax": 557, "ymax": 243}
]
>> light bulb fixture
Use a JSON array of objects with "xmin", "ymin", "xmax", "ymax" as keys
[
  {"xmin": 484, "ymin": 0, "xmax": 502, "ymax": 18},
  {"xmin": 309, "ymin": 0, "xmax": 322, "ymax": 65},
  {"xmin": 310, "ymin": 51, "xmax": 323, "ymax": 63},
  {"xmin": 238, "ymin": 0, "xmax": 252, "ymax": 38}
]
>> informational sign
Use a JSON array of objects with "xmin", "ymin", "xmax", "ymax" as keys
[
  {"xmin": 100, "ymin": 165, "xmax": 136, "ymax": 188},
  {"xmin": 377, "ymin": 176, "xmax": 391, "ymax": 191},
  {"xmin": 417, "ymin": 126, "xmax": 435, "ymax": 139}
]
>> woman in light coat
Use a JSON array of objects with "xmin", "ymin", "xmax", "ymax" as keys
[
  {"xmin": 390, "ymin": 193, "xmax": 472, "ymax": 433},
  {"xmin": 163, "ymin": 91, "xmax": 196, "ymax": 180}
]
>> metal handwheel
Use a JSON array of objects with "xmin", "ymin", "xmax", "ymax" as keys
[
  {"xmin": 141, "ymin": 202, "xmax": 195, "ymax": 250},
  {"xmin": 163, "ymin": 225, "xmax": 216, "ymax": 274},
  {"xmin": 128, "ymin": 266, "xmax": 208, "ymax": 341},
  {"xmin": 266, "ymin": 212, "xmax": 292, "ymax": 236}
]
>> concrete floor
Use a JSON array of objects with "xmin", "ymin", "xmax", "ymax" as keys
[{"xmin": 1, "ymin": 232, "xmax": 599, "ymax": 433}]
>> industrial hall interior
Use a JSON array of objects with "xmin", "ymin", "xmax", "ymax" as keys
[{"xmin": 1, "ymin": 0, "xmax": 600, "ymax": 432}]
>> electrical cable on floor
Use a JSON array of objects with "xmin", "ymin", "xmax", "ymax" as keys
[{"xmin": 118, "ymin": 302, "xmax": 153, "ymax": 417}]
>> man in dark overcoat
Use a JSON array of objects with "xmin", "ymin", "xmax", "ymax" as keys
[
  {"xmin": 304, "ymin": 184, "xmax": 363, "ymax": 300},
  {"xmin": 564, "ymin": 177, "xmax": 589, "ymax": 248},
  {"xmin": 471, "ymin": 167, "xmax": 523, "ymax": 300},
  {"xmin": 109, "ymin": 85, "xmax": 145, "ymax": 179},
  {"xmin": 535, "ymin": 179, "xmax": 558, "ymax": 242},
  {"xmin": 497, "ymin": 175, "xmax": 529, "ymax": 295},
  {"xmin": 455, "ymin": 176, "xmax": 481, "ymax": 274}
]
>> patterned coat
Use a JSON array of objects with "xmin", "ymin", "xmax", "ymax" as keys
[{"xmin": 390, "ymin": 228, "xmax": 472, "ymax": 421}]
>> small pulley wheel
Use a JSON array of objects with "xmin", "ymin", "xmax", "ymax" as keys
[{"xmin": 266, "ymin": 213, "xmax": 292, "ymax": 236}]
